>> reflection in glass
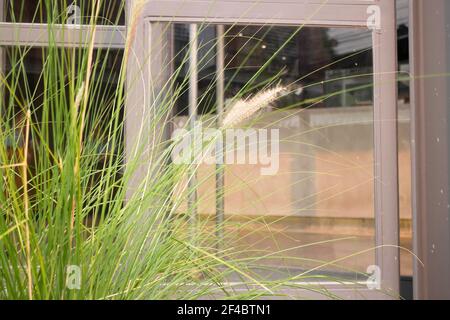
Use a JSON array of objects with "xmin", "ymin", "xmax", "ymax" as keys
[
  {"xmin": 5, "ymin": 0, "xmax": 125, "ymax": 25},
  {"xmin": 171, "ymin": 24, "xmax": 379, "ymax": 281},
  {"xmin": 2, "ymin": 47, "xmax": 125, "ymax": 220}
]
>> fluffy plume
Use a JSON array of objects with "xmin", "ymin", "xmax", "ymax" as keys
[
  {"xmin": 222, "ymin": 85, "xmax": 285, "ymax": 128},
  {"xmin": 74, "ymin": 82, "xmax": 85, "ymax": 112}
]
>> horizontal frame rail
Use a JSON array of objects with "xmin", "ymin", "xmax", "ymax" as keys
[{"xmin": 0, "ymin": 23, "xmax": 126, "ymax": 48}]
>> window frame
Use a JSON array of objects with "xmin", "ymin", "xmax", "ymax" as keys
[
  {"xmin": 125, "ymin": 0, "xmax": 400, "ymax": 299},
  {"xmin": 0, "ymin": 22, "xmax": 125, "ymax": 48}
]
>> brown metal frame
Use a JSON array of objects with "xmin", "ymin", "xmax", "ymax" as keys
[
  {"xmin": 410, "ymin": 0, "xmax": 450, "ymax": 300},
  {"xmin": 0, "ymin": 0, "xmax": 4, "ymax": 81},
  {"xmin": 0, "ymin": 22, "xmax": 125, "ymax": 48}
]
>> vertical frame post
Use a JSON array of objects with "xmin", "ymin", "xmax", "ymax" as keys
[
  {"xmin": 188, "ymin": 24, "xmax": 199, "ymax": 227},
  {"xmin": 410, "ymin": 0, "xmax": 450, "ymax": 300},
  {"xmin": 373, "ymin": 0, "xmax": 400, "ymax": 296},
  {"xmin": 125, "ymin": 0, "xmax": 147, "ymax": 197},
  {"xmin": 125, "ymin": 0, "xmax": 173, "ymax": 200},
  {"xmin": 215, "ymin": 24, "xmax": 225, "ymax": 245}
]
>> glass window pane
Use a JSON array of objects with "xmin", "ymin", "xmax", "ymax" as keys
[
  {"xmin": 173, "ymin": 24, "xmax": 377, "ymax": 281},
  {"xmin": 174, "ymin": 24, "xmax": 217, "ymax": 116},
  {"xmin": 5, "ymin": 0, "xmax": 125, "ymax": 25},
  {"xmin": 2, "ymin": 46, "xmax": 124, "ymax": 198}
]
